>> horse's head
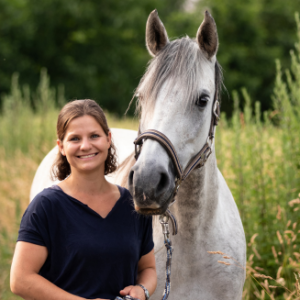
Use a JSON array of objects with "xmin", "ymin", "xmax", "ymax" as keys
[{"xmin": 129, "ymin": 10, "xmax": 222, "ymax": 215}]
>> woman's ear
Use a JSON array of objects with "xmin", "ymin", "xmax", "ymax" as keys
[{"xmin": 57, "ymin": 139, "xmax": 65, "ymax": 156}]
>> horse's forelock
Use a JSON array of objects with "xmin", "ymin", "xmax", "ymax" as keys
[{"xmin": 134, "ymin": 37, "xmax": 223, "ymax": 116}]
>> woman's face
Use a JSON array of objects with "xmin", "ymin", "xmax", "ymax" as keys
[{"xmin": 57, "ymin": 115, "xmax": 111, "ymax": 175}]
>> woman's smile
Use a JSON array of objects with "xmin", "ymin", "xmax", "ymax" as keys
[{"xmin": 77, "ymin": 153, "xmax": 99, "ymax": 159}]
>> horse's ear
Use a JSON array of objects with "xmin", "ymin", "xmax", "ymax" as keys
[
  {"xmin": 146, "ymin": 9, "xmax": 169, "ymax": 57},
  {"xmin": 196, "ymin": 11, "xmax": 219, "ymax": 60}
]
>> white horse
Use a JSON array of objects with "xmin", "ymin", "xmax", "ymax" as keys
[{"xmin": 31, "ymin": 10, "xmax": 246, "ymax": 300}]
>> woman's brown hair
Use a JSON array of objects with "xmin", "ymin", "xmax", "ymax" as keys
[{"xmin": 52, "ymin": 99, "xmax": 117, "ymax": 180}]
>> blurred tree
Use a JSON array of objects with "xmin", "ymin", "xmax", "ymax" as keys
[
  {"xmin": 0, "ymin": 0, "xmax": 182, "ymax": 114},
  {"xmin": 0, "ymin": 0, "xmax": 299, "ymax": 116}
]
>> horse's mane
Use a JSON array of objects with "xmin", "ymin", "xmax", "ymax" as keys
[
  {"xmin": 130, "ymin": 36, "xmax": 223, "ymax": 116},
  {"xmin": 116, "ymin": 152, "xmax": 136, "ymax": 188}
]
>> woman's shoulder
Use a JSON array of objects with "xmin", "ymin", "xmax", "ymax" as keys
[
  {"xmin": 29, "ymin": 186, "xmax": 66, "ymax": 210},
  {"xmin": 116, "ymin": 186, "xmax": 152, "ymax": 222},
  {"xmin": 118, "ymin": 186, "xmax": 136, "ymax": 208},
  {"xmin": 32, "ymin": 186, "xmax": 62, "ymax": 200},
  {"xmin": 117, "ymin": 185, "xmax": 132, "ymax": 199}
]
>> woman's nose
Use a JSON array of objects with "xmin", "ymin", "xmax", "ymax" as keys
[{"xmin": 80, "ymin": 138, "xmax": 92, "ymax": 150}]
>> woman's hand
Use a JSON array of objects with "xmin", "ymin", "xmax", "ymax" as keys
[
  {"xmin": 119, "ymin": 249, "xmax": 157, "ymax": 300},
  {"xmin": 120, "ymin": 285, "xmax": 145, "ymax": 300}
]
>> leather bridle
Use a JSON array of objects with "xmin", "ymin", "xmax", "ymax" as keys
[{"xmin": 133, "ymin": 63, "xmax": 221, "ymax": 201}]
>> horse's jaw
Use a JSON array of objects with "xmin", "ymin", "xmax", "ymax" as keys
[{"xmin": 172, "ymin": 149, "xmax": 220, "ymax": 229}]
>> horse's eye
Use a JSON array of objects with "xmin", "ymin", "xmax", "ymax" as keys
[{"xmin": 195, "ymin": 95, "xmax": 209, "ymax": 109}]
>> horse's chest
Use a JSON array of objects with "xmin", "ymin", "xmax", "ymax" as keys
[
  {"xmin": 153, "ymin": 226, "xmax": 245, "ymax": 300},
  {"xmin": 154, "ymin": 248, "xmax": 243, "ymax": 300}
]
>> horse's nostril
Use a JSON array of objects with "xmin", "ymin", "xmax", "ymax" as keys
[
  {"xmin": 157, "ymin": 172, "xmax": 169, "ymax": 193},
  {"xmin": 128, "ymin": 170, "xmax": 134, "ymax": 187}
]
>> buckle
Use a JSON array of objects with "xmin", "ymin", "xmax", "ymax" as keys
[
  {"xmin": 213, "ymin": 100, "xmax": 220, "ymax": 125},
  {"xmin": 159, "ymin": 214, "xmax": 170, "ymax": 242},
  {"xmin": 134, "ymin": 138, "xmax": 144, "ymax": 160},
  {"xmin": 213, "ymin": 100, "xmax": 220, "ymax": 119}
]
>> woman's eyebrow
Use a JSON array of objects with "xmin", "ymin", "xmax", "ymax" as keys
[
  {"xmin": 90, "ymin": 130, "xmax": 102, "ymax": 134},
  {"xmin": 66, "ymin": 132, "xmax": 79, "ymax": 137}
]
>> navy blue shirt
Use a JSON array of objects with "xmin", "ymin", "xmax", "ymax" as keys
[{"xmin": 17, "ymin": 186, "xmax": 154, "ymax": 299}]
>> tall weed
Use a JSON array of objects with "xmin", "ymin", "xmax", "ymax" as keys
[{"xmin": 217, "ymin": 12, "xmax": 300, "ymax": 300}]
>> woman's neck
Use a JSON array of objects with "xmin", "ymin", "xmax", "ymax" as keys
[
  {"xmin": 59, "ymin": 169, "xmax": 121, "ymax": 217},
  {"xmin": 60, "ymin": 168, "xmax": 110, "ymax": 198}
]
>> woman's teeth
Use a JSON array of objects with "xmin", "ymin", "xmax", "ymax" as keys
[{"xmin": 79, "ymin": 154, "xmax": 97, "ymax": 158}]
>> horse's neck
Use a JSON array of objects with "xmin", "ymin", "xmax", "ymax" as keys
[{"xmin": 172, "ymin": 149, "xmax": 219, "ymax": 235}]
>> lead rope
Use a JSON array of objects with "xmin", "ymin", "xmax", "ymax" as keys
[
  {"xmin": 115, "ymin": 211, "xmax": 176, "ymax": 300},
  {"xmin": 159, "ymin": 213, "xmax": 173, "ymax": 300}
]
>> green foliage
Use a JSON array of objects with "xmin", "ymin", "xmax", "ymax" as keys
[
  {"xmin": 0, "ymin": 0, "xmax": 183, "ymax": 115},
  {"xmin": 217, "ymin": 13, "xmax": 300, "ymax": 299},
  {"xmin": 0, "ymin": 68, "xmax": 137, "ymax": 161},
  {"xmin": 1, "ymin": 0, "xmax": 299, "ymax": 116},
  {"xmin": 0, "ymin": 69, "xmax": 61, "ymax": 161}
]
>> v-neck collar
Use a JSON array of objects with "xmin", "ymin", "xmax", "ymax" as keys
[{"xmin": 50, "ymin": 185, "xmax": 123, "ymax": 220}]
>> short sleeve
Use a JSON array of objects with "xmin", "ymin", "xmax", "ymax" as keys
[
  {"xmin": 140, "ymin": 216, "xmax": 154, "ymax": 257},
  {"xmin": 17, "ymin": 194, "xmax": 51, "ymax": 250}
]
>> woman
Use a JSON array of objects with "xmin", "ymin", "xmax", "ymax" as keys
[{"xmin": 10, "ymin": 99, "xmax": 157, "ymax": 300}]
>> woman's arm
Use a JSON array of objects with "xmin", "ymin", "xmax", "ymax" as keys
[
  {"xmin": 10, "ymin": 241, "xmax": 106, "ymax": 300},
  {"xmin": 120, "ymin": 249, "xmax": 157, "ymax": 300}
]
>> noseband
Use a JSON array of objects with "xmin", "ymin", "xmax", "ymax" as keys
[{"xmin": 133, "ymin": 65, "xmax": 221, "ymax": 200}]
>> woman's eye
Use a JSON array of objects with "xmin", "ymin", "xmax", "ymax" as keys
[
  {"xmin": 70, "ymin": 137, "xmax": 79, "ymax": 141},
  {"xmin": 195, "ymin": 95, "xmax": 209, "ymax": 109},
  {"xmin": 91, "ymin": 134, "xmax": 99, "ymax": 138}
]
